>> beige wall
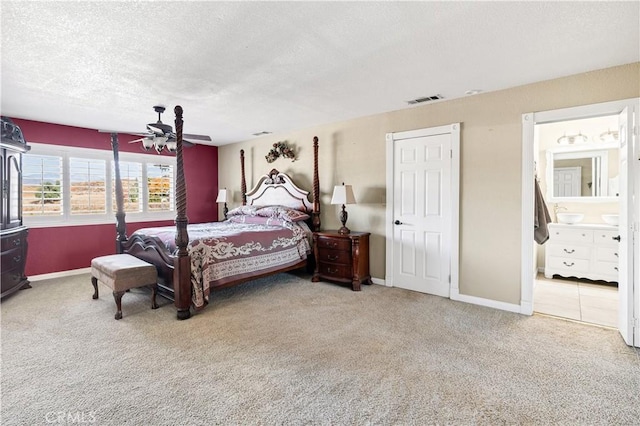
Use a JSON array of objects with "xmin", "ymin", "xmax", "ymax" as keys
[{"xmin": 218, "ymin": 62, "xmax": 640, "ymax": 306}]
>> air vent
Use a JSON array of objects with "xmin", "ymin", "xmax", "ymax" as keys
[
  {"xmin": 252, "ymin": 131, "xmax": 272, "ymax": 136},
  {"xmin": 407, "ymin": 94, "xmax": 444, "ymax": 105}
]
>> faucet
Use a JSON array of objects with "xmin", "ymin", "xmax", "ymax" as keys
[{"xmin": 553, "ymin": 204, "xmax": 567, "ymax": 222}]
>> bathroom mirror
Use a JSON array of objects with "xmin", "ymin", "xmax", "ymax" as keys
[{"xmin": 546, "ymin": 142, "xmax": 619, "ymax": 203}]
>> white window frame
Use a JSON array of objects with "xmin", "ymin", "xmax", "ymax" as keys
[{"xmin": 24, "ymin": 143, "xmax": 176, "ymax": 228}]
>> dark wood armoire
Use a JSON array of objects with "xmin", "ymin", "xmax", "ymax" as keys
[{"xmin": 1, "ymin": 117, "xmax": 31, "ymax": 299}]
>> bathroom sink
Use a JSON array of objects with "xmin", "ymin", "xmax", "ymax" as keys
[
  {"xmin": 556, "ymin": 213, "xmax": 585, "ymax": 224},
  {"xmin": 602, "ymin": 214, "xmax": 619, "ymax": 226}
]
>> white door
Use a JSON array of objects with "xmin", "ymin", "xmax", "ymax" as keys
[
  {"xmin": 389, "ymin": 128, "xmax": 454, "ymax": 297},
  {"xmin": 617, "ymin": 107, "xmax": 634, "ymax": 346},
  {"xmin": 553, "ymin": 167, "xmax": 581, "ymax": 197}
]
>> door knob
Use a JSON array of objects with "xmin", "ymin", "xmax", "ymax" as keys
[
  {"xmin": 612, "ymin": 235, "xmax": 621, "ymax": 242},
  {"xmin": 394, "ymin": 220, "xmax": 402, "ymax": 225}
]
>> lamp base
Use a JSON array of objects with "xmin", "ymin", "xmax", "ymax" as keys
[
  {"xmin": 338, "ymin": 205, "xmax": 350, "ymax": 235},
  {"xmin": 338, "ymin": 226, "xmax": 351, "ymax": 235}
]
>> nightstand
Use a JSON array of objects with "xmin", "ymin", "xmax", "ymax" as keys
[{"xmin": 311, "ymin": 230, "xmax": 372, "ymax": 291}]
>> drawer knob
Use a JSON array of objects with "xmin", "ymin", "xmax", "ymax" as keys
[
  {"xmin": 13, "ymin": 255, "xmax": 21, "ymax": 263},
  {"xmin": 614, "ymin": 266, "xmax": 619, "ymax": 271},
  {"xmin": 327, "ymin": 254, "xmax": 339, "ymax": 261},
  {"xmin": 615, "ymin": 252, "xmax": 619, "ymax": 257},
  {"xmin": 13, "ymin": 239, "xmax": 20, "ymax": 246},
  {"xmin": 612, "ymin": 235, "xmax": 621, "ymax": 242},
  {"xmin": 327, "ymin": 267, "xmax": 338, "ymax": 274},
  {"xmin": 563, "ymin": 249, "xmax": 575, "ymax": 254},
  {"xmin": 563, "ymin": 261, "xmax": 574, "ymax": 267}
]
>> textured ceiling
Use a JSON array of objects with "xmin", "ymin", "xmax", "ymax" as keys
[{"xmin": 2, "ymin": 1, "xmax": 639, "ymax": 145}]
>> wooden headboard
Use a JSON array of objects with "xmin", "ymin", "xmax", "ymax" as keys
[
  {"xmin": 245, "ymin": 168, "xmax": 313, "ymax": 212},
  {"xmin": 239, "ymin": 137, "xmax": 320, "ymax": 231}
]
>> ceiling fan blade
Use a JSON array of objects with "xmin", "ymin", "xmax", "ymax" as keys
[
  {"xmin": 128, "ymin": 138, "xmax": 146, "ymax": 143},
  {"xmin": 146, "ymin": 124, "xmax": 165, "ymax": 135},
  {"xmin": 183, "ymin": 133, "xmax": 212, "ymax": 142},
  {"xmin": 183, "ymin": 140, "xmax": 196, "ymax": 147}
]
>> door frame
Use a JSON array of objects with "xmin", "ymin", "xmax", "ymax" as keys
[
  {"xmin": 385, "ymin": 123, "xmax": 460, "ymax": 297},
  {"xmin": 521, "ymin": 98, "xmax": 639, "ymax": 345}
]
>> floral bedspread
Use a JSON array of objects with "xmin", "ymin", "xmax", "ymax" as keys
[{"xmin": 131, "ymin": 220, "xmax": 312, "ymax": 308}]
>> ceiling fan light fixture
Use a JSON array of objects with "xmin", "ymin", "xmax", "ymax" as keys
[
  {"xmin": 141, "ymin": 137, "xmax": 154, "ymax": 150},
  {"xmin": 166, "ymin": 140, "xmax": 178, "ymax": 153}
]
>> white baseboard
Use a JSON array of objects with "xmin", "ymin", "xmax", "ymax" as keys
[
  {"xmin": 450, "ymin": 290, "xmax": 524, "ymax": 314},
  {"xmin": 371, "ymin": 277, "xmax": 385, "ymax": 286},
  {"xmin": 29, "ymin": 267, "xmax": 91, "ymax": 282}
]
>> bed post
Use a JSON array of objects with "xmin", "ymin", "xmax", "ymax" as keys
[
  {"xmin": 173, "ymin": 106, "xmax": 191, "ymax": 320},
  {"xmin": 312, "ymin": 136, "xmax": 321, "ymax": 231},
  {"xmin": 240, "ymin": 149, "xmax": 247, "ymax": 205},
  {"xmin": 110, "ymin": 133, "xmax": 128, "ymax": 253}
]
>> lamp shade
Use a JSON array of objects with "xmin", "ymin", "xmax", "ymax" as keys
[
  {"xmin": 330, "ymin": 184, "xmax": 356, "ymax": 205},
  {"xmin": 216, "ymin": 189, "xmax": 229, "ymax": 203}
]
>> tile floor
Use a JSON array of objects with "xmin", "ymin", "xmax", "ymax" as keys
[{"xmin": 533, "ymin": 273, "xmax": 618, "ymax": 328}]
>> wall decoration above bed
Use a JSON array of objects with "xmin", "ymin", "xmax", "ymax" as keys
[{"xmin": 265, "ymin": 140, "xmax": 296, "ymax": 163}]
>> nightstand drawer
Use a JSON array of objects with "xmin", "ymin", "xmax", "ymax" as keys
[
  {"xmin": 317, "ymin": 263, "xmax": 352, "ymax": 279},
  {"xmin": 316, "ymin": 236, "xmax": 351, "ymax": 251},
  {"xmin": 317, "ymin": 248, "xmax": 351, "ymax": 265}
]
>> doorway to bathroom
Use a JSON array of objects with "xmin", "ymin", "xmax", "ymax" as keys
[
  {"xmin": 521, "ymin": 98, "xmax": 639, "ymax": 347},
  {"xmin": 534, "ymin": 114, "xmax": 620, "ymax": 328}
]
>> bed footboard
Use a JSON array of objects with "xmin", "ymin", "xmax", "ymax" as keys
[{"xmin": 121, "ymin": 235, "xmax": 175, "ymax": 294}]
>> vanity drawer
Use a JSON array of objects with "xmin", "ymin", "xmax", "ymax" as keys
[
  {"xmin": 549, "ymin": 228, "xmax": 593, "ymax": 243},
  {"xmin": 547, "ymin": 244, "xmax": 590, "ymax": 260},
  {"xmin": 594, "ymin": 229, "xmax": 620, "ymax": 246},
  {"xmin": 596, "ymin": 246, "xmax": 619, "ymax": 263},
  {"xmin": 593, "ymin": 261, "xmax": 619, "ymax": 278},
  {"xmin": 547, "ymin": 256, "xmax": 590, "ymax": 273}
]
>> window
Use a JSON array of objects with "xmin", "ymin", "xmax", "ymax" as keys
[
  {"xmin": 113, "ymin": 161, "xmax": 143, "ymax": 213},
  {"xmin": 23, "ymin": 154, "xmax": 63, "ymax": 217},
  {"xmin": 70, "ymin": 157, "xmax": 106, "ymax": 215},
  {"xmin": 23, "ymin": 144, "xmax": 176, "ymax": 227}
]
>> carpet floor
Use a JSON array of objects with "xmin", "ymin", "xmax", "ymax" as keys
[{"xmin": 1, "ymin": 272, "xmax": 639, "ymax": 425}]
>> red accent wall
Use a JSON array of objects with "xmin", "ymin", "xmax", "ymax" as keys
[{"xmin": 11, "ymin": 119, "xmax": 219, "ymax": 276}]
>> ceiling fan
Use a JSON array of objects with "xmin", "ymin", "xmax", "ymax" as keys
[
  {"xmin": 100, "ymin": 105, "xmax": 212, "ymax": 154},
  {"xmin": 128, "ymin": 105, "xmax": 212, "ymax": 153}
]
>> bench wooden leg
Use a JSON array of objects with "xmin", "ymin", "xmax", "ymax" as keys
[
  {"xmin": 150, "ymin": 284, "xmax": 159, "ymax": 310},
  {"xmin": 113, "ymin": 291, "xmax": 125, "ymax": 320},
  {"xmin": 91, "ymin": 276, "xmax": 99, "ymax": 299}
]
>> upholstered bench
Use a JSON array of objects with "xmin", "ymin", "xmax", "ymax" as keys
[{"xmin": 91, "ymin": 254, "xmax": 159, "ymax": 320}]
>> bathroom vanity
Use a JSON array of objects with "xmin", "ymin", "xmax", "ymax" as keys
[{"xmin": 544, "ymin": 223, "xmax": 619, "ymax": 283}]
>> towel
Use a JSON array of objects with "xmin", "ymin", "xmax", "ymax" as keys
[{"xmin": 534, "ymin": 179, "xmax": 552, "ymax": 244}]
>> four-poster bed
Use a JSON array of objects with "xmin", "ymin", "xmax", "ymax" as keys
[{"xmin": 110, "ymin": 106, "xmax": 321, "ymax": 320}]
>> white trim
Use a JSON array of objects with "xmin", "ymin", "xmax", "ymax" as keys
[
  {"xmin": 521, "ymin": 113, "xmax": 535, "ymax": 315},
  {"xmin": 371, "ymin": 277, "xmax": 385, "ymax": 286},
  {"xmin": 450, "ymin": 292, "xmax": 523, "ymax": 314},
  {"xmin": 29, "ymin": 267, "xmax": 91, "ymax": 282},
  {"xmin": 385, "ymin": 123, "xmax": 460, "ymax": 297}
]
